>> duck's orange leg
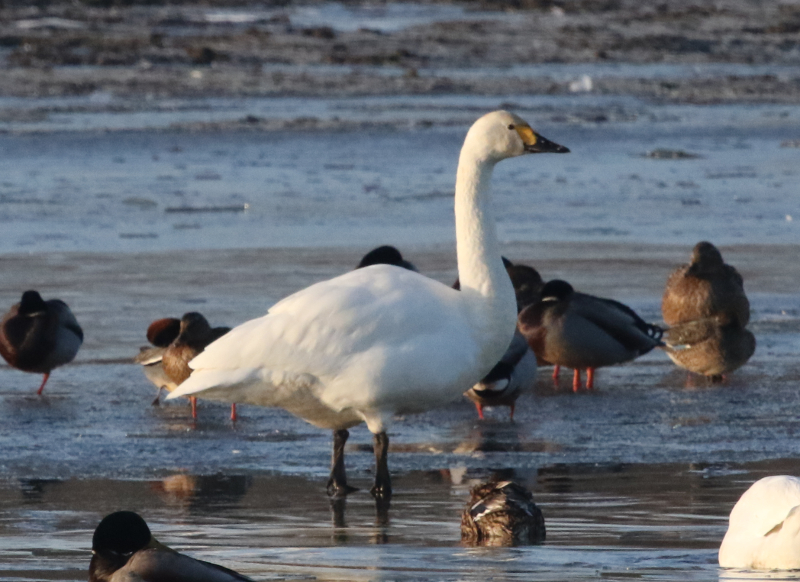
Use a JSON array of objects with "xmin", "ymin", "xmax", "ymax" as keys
[
  {"xmin": 36, "ymin": 373, "xmax": 50, "ymax": 396},
  {"xmin": 586, "ymin": 368, "xmax": 595, "ymax": 390},
  {"xmin": 231, "ymin": 403, "xmax": 237, "ymax": 422},
  {"xmin": 474, "ymin": 402, "xmax": 485, "ymax": 420},
  {"xmin": 572, "ymin": 369, "xmax": 581, "ymax": 392},
  {"xmin": 552, "ymin": 365, "xmax": 560, "ymax": 381},
  {"xmin": 190, "ymin": 396, "xmax": 198, "ymax": 419},
  {"xmin": 509, "ymin": 404, "xmax": 515, "ymax": 421}
]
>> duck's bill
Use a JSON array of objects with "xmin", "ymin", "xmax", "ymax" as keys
[{"xmin": 525, "ymin": 132, "xmax": 570, "ymax": 154}]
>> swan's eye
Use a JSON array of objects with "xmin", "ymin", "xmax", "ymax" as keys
[{"xmin": 507, "ymin": 124, "xmax": 515, "ymax": 130}]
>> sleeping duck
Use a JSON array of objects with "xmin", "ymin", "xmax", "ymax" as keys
[
  {"xmin": 134, "ymin": 317, "xmax": 181, "ymax": 405},
  {"xmin": 518, "ymin": 280, "xmax": 663, "ymax": 391},
  {"xmin": 89, "ymin": 511, "xmax": 253, "ymax": 582},
  {"xmin": 461, "ymin": 480, "xmax": 546, "ymax": 545},
  {"xmin": 0, "ymin": 290, "xmax": 83, "ymax": 395}
]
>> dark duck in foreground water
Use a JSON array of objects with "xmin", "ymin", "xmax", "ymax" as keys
[
  {"xmin": 519, "ymin": 280, "xmax": 663, "ymax": 391},
  {"xmin": 166, "ymin": 111, "xmax": 569, "ymax": 500},
  {"xmin": 89, "ymin": 511, "xmax": 253, "ymax": 582},
  {"xmin": 162, "ymin": 312, "xmax": 233, "ymax": 420},
  {"xmin": 0, "ymin": 290, "xmax": 83, "ymax": 394},
  {"xmin": 461, "ymin": 480, "xmax": 546, "ymax": 545}
]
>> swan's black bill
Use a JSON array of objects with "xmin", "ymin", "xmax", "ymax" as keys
[{"xmin": 525, "ymin": 133, "xmax": 569, "ymax": 154}]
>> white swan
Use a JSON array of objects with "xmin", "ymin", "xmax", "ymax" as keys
[
  {"xmin": 719, "ymin": 475, "xmax": 800, "ymax": 569},
  {"xmin": 167, "ymin": 110, "xmax": 569, "ymax": 498}
]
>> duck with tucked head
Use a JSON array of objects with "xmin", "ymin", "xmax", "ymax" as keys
[
  {"xmin": 719, "ymin": 475, "xmax": 800, "ymax": 570},
  {"xmin": 0, "ymin": 290, "xmax": 83, "ymax": 394},
  {"xmin": 89, "ymin": 511, "xmax": 253, "ymax": 582},
  {"xmin": 661, "ymin": 242, "xmax": 753, "ymax": 380},
  {"xmin": 167, "ymin": 111, "xmax": 568, "ymax": 499},
  {"xmin": 461, "ymin": 480, "xmax": 546, "ymax": 545},
  {"xmin": 356, "ymin": 245, "xmax": 417, "ymax": 272},
  {"xmin": 162, "ymin": 312, "xmax": 232, "ymax": 420},
  {"xmin": 518, "ymin": 280, "xmax": 663, "ymax": 391},
  {"xmin": 134, "ymin": 317, "xmax": 181, "ymax": 405}
]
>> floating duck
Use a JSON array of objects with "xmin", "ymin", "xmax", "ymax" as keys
[
  {"xmin": 664, "ymin": 313, "xmax": 755, "ymax": 381},
  {"xmin": 162, "ymin": 312, "xmax": 232, "ymax": 420},
  {"xmin": 518, "ymin": 280, "xmax": 663, "ymax": 391},
  {"xmin": 662, "ymin": 241, "xmax": 749, "ymax": 326},
  {"xmin": 461, "ymin": 480, "xmax": 546, "ymax": 545},
  {"xmin": 134, "ymin": 318, "xmax": 181, "ymax": 405},
  {"xmin": 0, "ymin": 290, "xmax": 83, "ymax": 394},
  {"xmin": 167, "ymin": 111, "xmax": 568, "ymax": 499},
  {"xmin": 719, "ymin": 475, "xmax": 800, "ymax": 569},
  {"xmin": 89, "ymin": 511, "xmax": 253, "ymax": 582}
]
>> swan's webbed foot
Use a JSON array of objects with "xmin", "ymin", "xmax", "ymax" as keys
[
  {"xmin": 328, "ymin": 429, "xmax": 358, "ymax": 498},
  {"xmin": 370, "ymin": 431, "xmax": 392, "ymax": 500}
]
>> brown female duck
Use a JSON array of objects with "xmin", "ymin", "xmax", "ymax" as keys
[
  {"xmin": 664, "ymin": 313, "xmax": 755, "ymax": 381},
  {"xmin": 518, "ymin": 280, "xmax": 663, "ymax": 391},
  {"xmin": 0, "ymin": 290, "xmax": 83, "ymax": 394},
  {"xmin": 89, "ymin": 511, "xmax": 252, "ymax": 582},
  {"xmin": 662, "ymin": 241, "xmax": 749, "ymax": 326},
  {"xmin": 162, "ymin": 312, "xmax": 232, "ymax": 420},
  {"xmin": 461, "ymin": 480, "xmax": 546, "ymax": 545},
  {"xmin": 134, "ymin": 318, "xmax": 181, "ymax": 404}
]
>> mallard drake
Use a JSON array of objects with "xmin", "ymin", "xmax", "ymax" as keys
[
  {"xmin": 464, "ymin": 330, "xmax": 537, "ymax": 420},
  {"xmin": 134, "ymin": 318, "xmax": 181, "ymax": 405},
  {"xmin": 166, "ymin": 111, "xmax": 568, "ymax": 500},
  {"xmin": 461, "ymin": 480, "xmax": 546, "ymax": 545},
  {"xmin": 0, "ymin": 290, "xmax": 83, "ymax": 395},
  {"xmin": 662, "ymin": 241, "xmax": 749, "ymax": 326},
  {"xmin": 518, "ymin": 280, "xmax": 663, "ymax": 391},
  {"xmin": 89, "ymin": 511, "xmax": 252, "ymax": 582},
  {"xmin": 664, "ymin": 313, "xmax": 755, "ymax": 381},
  {"xmin": 162, "ymin": 313, "xmax": 232, "ymax": 420},
  {"xmin": 719, "ymin": 476, "xmax": 800, "ymax": 569},
  {"xmin": 356, "ymin": 245, "xmax": 417, "ymax": 271}
]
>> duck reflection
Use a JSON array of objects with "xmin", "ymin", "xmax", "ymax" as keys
[
  {"xmin": 453, "ymin": 419, "xmax": 524, "ymax": 454},
  {"xmin": 151, "ymin": 473, "xmax": 250, "ymax": 512}
]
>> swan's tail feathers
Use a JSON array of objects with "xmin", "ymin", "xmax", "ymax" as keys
[{"xmin": 166, "ymin": 368, "xmax": 266, "ymax": 403}]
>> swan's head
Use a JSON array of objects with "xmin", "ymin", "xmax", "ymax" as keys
[{"xmin": 464, "ymin": 110, "xmax": 569, "ymax": 163}]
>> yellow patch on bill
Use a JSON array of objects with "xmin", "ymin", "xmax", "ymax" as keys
[{"xmin": 515, "ymin": 125, "xmax": 537, "ymax": 146}]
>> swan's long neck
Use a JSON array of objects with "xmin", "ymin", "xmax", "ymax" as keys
[{"xmin": 454, "ymin": 147, "xmax": 517, "ymax": 364}]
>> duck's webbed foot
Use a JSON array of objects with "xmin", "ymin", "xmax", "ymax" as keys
[
  {"xmin": 370, "ymin": 431, "xmax": 392, "ymax": 500},
  {"xmin": 327, "ymin": 429, "xmax": 358, "ymax": 497}
]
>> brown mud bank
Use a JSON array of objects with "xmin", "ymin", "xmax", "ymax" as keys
[{"xmin": 1, "ymin": 0, "xmax": 800, "ymax": 102}]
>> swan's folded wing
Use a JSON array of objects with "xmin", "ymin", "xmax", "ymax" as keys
[{"xmin": 168, "ymin": 265, "xmax": 466, "ymax": 406}]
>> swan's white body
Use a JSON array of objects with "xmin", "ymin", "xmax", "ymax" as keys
[
  {"xmin": 168, "ymin": 111, "xmax": 564, "ymax": 448},
  {"xmin": 719, "ymin": 475, "xmax": 800, "ymax": 569}
]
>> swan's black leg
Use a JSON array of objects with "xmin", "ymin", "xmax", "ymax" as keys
[
  {"xmin": 370, "ymin": 431, "xmax": 392, "ymax": 500},
  {"xmin": 327, "ymin": 429, "xmax": 358, "ymax": 497}
]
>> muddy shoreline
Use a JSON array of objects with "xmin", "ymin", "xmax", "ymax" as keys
[{"xmin": 1, "ymin": 1, "xmax": 800, "ymax": 103}]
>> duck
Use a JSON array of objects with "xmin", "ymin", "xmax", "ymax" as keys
[
  {"xmin": 461, "ymin": 480, "xmax": 546, "ymax": 545},
  {"xmin": 464, "ymin": 330, "xmax": 537, "ymax": 420},
  {"xmin": 134, "ymin": 318, "xmax": 181, "ymax": 405},
  {"xmin": 167, "ymin": 110, "xmax": 569, "ymax": 499},
  {"xmin": 462, "ymin": 262, "xmax": 542, "ymax": 419},
  {"xmin": 89, "ymin": 510, "xmax": 253, "ymax": 582},
  {"xmin": 518, "ymin": 279, "xmax": 663, "ymax": 391},
  {"xmin": 662, "ymin": 241, "xmax": 749, "ymax": 327},
  {"xmin": 162, "ymin": 312, "xmax": 233, "ymax": 420},
  {"xmin": 664, "ymin": 313, "xmax": 755, "ymax": 381},
  {"xmin": 0, "ymin": 290, "xmax": 83, "ymax": 395},
  {"xmin": 356, "ymin": 245, "xmax": 417, "ymax": 271},
  {"xmin": 719, "ymin": 475, "xmax": 800, "ymax": 569}
]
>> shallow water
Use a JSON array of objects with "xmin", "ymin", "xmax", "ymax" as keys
[{"xmin": 0, "ymin": 63, "xmax": 799, "ymax": 579}]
